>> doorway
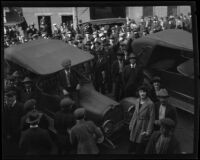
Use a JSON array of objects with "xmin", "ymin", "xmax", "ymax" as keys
[{"xmin": 37, "ymin": 15, "xmax": 52, "ymax": 36}]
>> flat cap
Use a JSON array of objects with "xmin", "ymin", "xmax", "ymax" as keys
[
  {"xmin": 152, "ymin": 76, "xmax": 161, "ymax": 83},
  {"xmin": 74, "ymin": 108, "xmax": 85, "ymax": 119}
]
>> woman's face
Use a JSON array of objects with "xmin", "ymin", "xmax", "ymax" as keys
[{"xmin": 139, "ymin": 90, "xmax": 147, "ymax": 99}]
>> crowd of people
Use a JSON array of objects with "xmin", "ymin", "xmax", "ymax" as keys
[{"xmin": 3, "ymin": 13, "xmax": 191, "ymax": 155}]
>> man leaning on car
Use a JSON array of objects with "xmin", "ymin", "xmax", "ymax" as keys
[{"xmin": 58, "ymin": 59, "xmax": 81, "ymax": 105}]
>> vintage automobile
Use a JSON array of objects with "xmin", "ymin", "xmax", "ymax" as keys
[
  {"xmin": 121, "ymin": 29, "xmax": 195, "ymax": 125},
  {"xmin": 4, "ymin": 38, "xmax": 124, "ymax": 148}
]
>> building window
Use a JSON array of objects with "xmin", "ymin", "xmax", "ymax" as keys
[
  {"xmin": 61, "ymin": 15, "xmax": 73, "ymax": 26},
  {"xmin": 90, "ymin": 7, "xmax": 125, "ymax": 19},
  {"xmin": 167, "ymin": 6, "xmax": 177, "ymax": 16},
  {"xmin": 143, "ymin": 6, "xmax": 153, "ymax": 17}
]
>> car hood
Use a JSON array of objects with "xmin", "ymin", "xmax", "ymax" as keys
[
  {"xmin": 79, "ymin": 83, "xmax": 119, "ymax": 122},
  {"xmin": 4, "ymin": 39, "xmax": 94, "ymax": 75}
]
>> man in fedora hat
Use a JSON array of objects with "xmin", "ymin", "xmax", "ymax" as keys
[
  {"xmin": 19, "ymin": 110, "xmax": 54, "ymax": 155},
  {"xmin": 4, "ymin": 90, "xmax": 24, "ymax": 143},
  {"xmin": 145, "ymin": 118, "xmax": 180, "ymax": 154},
  {"xmin": 129, "ymin": 85, "xmax": 155, "ymax": 154},
  {"xmin": 54, "ymin": 97, "xmax": 76, "ymax": 154},
  {"xmin": 20, "ymin": 99, "xmax": 49, "ymax": 131},
  {"xmin": 20, "ymin": 77, "xmax": 38, "ymax": 103},
  {"xmin": 111, "ymin": 51, "xmax": 126, "ymax": 101},
  {"xmin": 92, "ymin": 50, "xmax": 108, "ymax": 94},
  {"xmin": 122, "ymin": 53, "xmax": 144, "ymax": 98},
  {"xmin": 70, "ymin": 108, "xmax": 104, "ymax": 154},
  {"xmin": 154, "ymin": 89, "xmax": 177, "ymax": 131},
  {"xmin": 59, "ymin": 59, "xmax": 80, "ymax": 104}
]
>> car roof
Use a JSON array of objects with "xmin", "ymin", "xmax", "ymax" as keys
[
  {"xmin": 79, "ymin": 18, "xmax": 126, "ymax": 25},
  {"xmin": 132, "ymin": 29, "xmax": 193, "ymax": 66},
  {"xmin": 5, "ymin": 39, "xmax": 94, "ymax": 75},
  {"xmin": 133, "ymin": 29, "xmax": 193, "ymax": 52}
]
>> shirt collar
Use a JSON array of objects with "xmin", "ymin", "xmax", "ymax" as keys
[
  {"xmin": 130, "ymin": 63, "xmax": 136, "ymax": 68},
  {"xmin": 65, "ymin": 70, "xmax": 70, "ymax": 74},
  {"xmin": 30, "ymin": 124, "xmax": 39, "ymax": 128}
]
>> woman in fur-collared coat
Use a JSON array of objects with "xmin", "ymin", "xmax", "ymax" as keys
[{"xmin": 128, "ymin": 85, "xmax": 155, "ymax": 154}]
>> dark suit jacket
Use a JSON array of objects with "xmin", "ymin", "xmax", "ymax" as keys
[
  {"xmin": 54, "ymin": 110, "xmax": 76, "ymax": 134},
  {"xmin": 4, "ymin": 101, "xmax": 24, "ymax": 136},
  {"xmin": 111, "ymin": 60, "xmax": 125, "ymax": 82},
  {"xmin": 145, "ymin": 131, "xmax": 180, "ymax": 154},
  {"xmin": 19, "ymin": 127, "xmax": 53, "ymax": 155},
  {"xmin": 154, "ymin": 102, "xmax": 177, "ymax": 126},
  {"xmin": 20, "ymin": 111, "xmax": 50, "ymax": 131},
  {"xmin": 19, "ymin": 87, "xmax": 39, "ymax": 103},
  {"xmin": 58, "ymin": 69, "xmax": 79, "ymax": 92},
  {"xmin": 122, "ymin": 64, "xmax": 143, "ymax": 97}
]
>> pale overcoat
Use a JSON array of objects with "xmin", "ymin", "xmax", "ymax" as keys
[{"xmin": 129, "ymin": 97, "xmax": 155, "ymax": 143}]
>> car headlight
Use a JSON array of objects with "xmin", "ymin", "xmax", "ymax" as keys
[{"xmin": 102, "ymin": 120, "xmax": 114, "ymax": 135}]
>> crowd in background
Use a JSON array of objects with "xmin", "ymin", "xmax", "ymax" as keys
[{"xmin": 3, "ymin": 12, "xmax": 192, "ymax": 156}]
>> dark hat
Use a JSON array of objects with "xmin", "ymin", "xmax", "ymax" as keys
[
  {"xmin": 152, "ymin": 76, "xmax": 161, "ymax": 83},
  {"xmin": 26, "ymin": 110, "xmax": 43, "ymax": 124},
  {"xmin": 5, "ymin": 90, "xmax": 17, "ymax": 97},
  {"xmin": 74, "ymin": 108, "xmax": 85, "ymax": 119},
  {"xmin": 160, "ymin": 118, "xmax": 175, "ymax": 129},
  {"xmin": 137, "ymin": 85, "xmax": 149, "ymax": 93},
  {"xmin": 60, "ymin": 97, "xmax": 75, "ymax": 108},
  {"xmin": 22, "ymin": 77, "xmax": 32, "ymax": 83},
  {"xmin": 61, "ymin": 59, "xmax": 71, "ymax": 68},
  {"xmin": 129, "ymin": 53, "xmax": 137, "ymax": 59},
  {"xmin": 85, "ymin": 40, "xmax": 92, "ymax": 45},
  {"xmin": 74, "ymin": 41, "xmax": 78, "ymax": 45},
  {"xmin": 157, "ymin": 89, "xmax": 169, "ymax": 98},
  {"xmin": 24, "ymin": 99, "xmax": 36, "ymax": 112},
  {"xmin": 12, "ymin": 71, "xmax": 21, "ymax": 77}
]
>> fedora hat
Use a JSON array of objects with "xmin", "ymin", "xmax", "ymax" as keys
[
  {"xmin": 61, "ymin": 59, "xmax": 71, "ymax": 68},
  {"xmin": 26, "ymin": 110, "xmax": 43, "ymax": 124},
  {"xmin": 12, "ymin": 71, "xmax": 21, "ymax": 78},
  {"xmin": 22, "ymin": 77, "xmax": 32, "ymax": 83},
  {"xmin": 137, "ymin": 84, "xmax": 149, "ymax": 93},
  {"xmin": 157, "ymin": 88, "xmax": 169, "ymax": 98},
  {"xmin": 129, "ymin": 53, "xmax": 137, "ymax": 59}
]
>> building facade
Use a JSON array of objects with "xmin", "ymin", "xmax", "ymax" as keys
[{"xmin": 21, "ymin": 6, "xmax": 191, "ymax": 30}]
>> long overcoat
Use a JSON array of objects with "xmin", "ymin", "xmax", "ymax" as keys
[{"xmin": 129, "ymin": 97, "xmax": 155, "ymax": 143}]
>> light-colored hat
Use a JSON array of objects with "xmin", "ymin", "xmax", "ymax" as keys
[
  {"xmin": 60, "ymin": 97, "xmax": 75, "ymax": 108},
  {"xmin": 74, "ymin": 108, "xmax": 85, "ymax": 119},
  {"xmin": 157, "ymin": 88, "xmax": 169, "ymax": 98},
  {"xmin": 22, "ymin": 77, "xmax": 32, "ymax": 83},
  {"xmin": 61, "ymin": 59, "xmax": 71, "ymax": 67}
]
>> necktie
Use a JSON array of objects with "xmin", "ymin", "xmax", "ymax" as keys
[{"xmin": 66, "ymin": 71, "xmax": 71, "ymax": 87}]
